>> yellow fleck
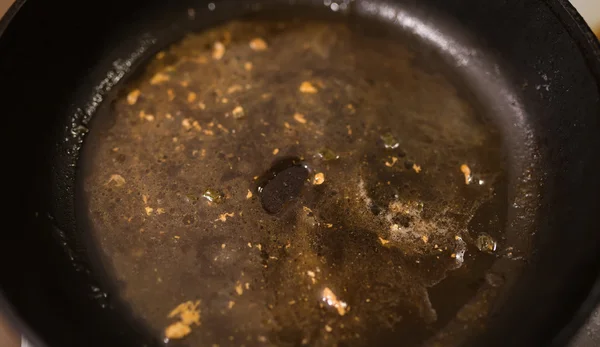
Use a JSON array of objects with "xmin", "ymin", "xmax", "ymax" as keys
[
  {"xmin": 284, "ymin": 122, "xmax": 291, "ymax": 129},
  {"xmin": 145, "ymin": 207, "xmax": 154, "ymax": 215},
  {"xmin": 187, "ymin": 92, "xmax": 197, "ymax": 103},
  {"xmin": 107, "ymin": 174, "xmax": 126, "ymax": 187},
  {"xmin": 174, "ymin": 235, "xmax": 180, "ymax": 239},
  {"xmin": 288, "ymin": 300, "xmax": 296, "ymax": 305},
  {"xmin": 248, "ymin": 242, "xmax": 252, "ymax": 248},
  {"xmin": 313, "ymin": 172, "xmax": 325, "ymax": 185},
  {"xmin": 180, "ymin": 80, "xmax": 189, "ymax": 87},
  {"xmin": 378, "ymin": 237, "xmax": 390, "ymax": 246},
  {"xmin": 167, "ymin": 89, "xmax": 175, "ymax": 101},
  {"xmin": 139, "ymin": 110, "xmax": 154, "ymax": 121},
  {"xmin": 245, "ymin": 282, "xmax": 250, "ymax": 290},
  {"xmin": 198, "ymin": 102, "xmax": 206, "ymax": 110},
  {"xmin": 325, "ymin": 223, "xmax": 333, "ymax": 228},
  {"xmin": 322, "ymin": 287, "xmax": 348, "ymax": 316},
  {"xmin": 192, "ymin": 121, "xmax": 202, "ymax": 131},
  {"xmin": 460, "ymin": 164, "xmax": 472, "ymax": 185},
  {"xmin": 244, "ymin": 62, "xmax": 253, "ymax": 71},
  {"xmin": 249, "ymin": 38, "xmax": 268, "ymax": 51},
  {"xmin": 221, "ymin": 243, "xmax": 226, "ymax": 249},
  {"xmin": 156, "ymin": 51, "xmax": 166, "ymax": 60},
  {"xmin": 293, "ymin": 113, "xmax": 307, "ymax": 124},
  {"xmin": 412, "ymin": 163, "xmax": 422, "ymax": 173},
  {"xmin": 246, "ymin": 190, "xmax": 253, "ymax": 199},
  {"xmin": 227, "ymin": 85, "xmax": 243, "ymax": 94},
  {"xmin": 451, "ymin": 253, "xmax": 457, "ymax": 258},
  {"xmin": 273, "ymin": 148, "xmax": 279, "ymax": 155},
  {"xmin": 150, "ymin": 72, "xmax": 170, "ymax": 85},
  {"xmin": 203, "ymin": 129, "xmax": 215, "ymax": 136},
  {"xmin": 235, "ymin": 283, "xmax": 243, "ymax": 295},
  {"xmin": 385, "ymin": 157, "xmax": 398, "ymax": 167},
  {"xmin": 256, "ymin": 244, "xmax": 262, "ymax": 251},
  {"xmin": 258, "ymin": 336, "xmax": 268, "ymax": 343},
  {"xmin": 165, "ymin": 113, "xmax": 173, "ymax": 120},
  {"xmin": 165, "ymin": 322, "xmax": 191, "ymax": 340},
  {"xmin": 221, "ymin": 98, "xmax": 229, "ymax": 104},
  {"xmin": 142, "ymin": 195, "xmax": 149, "ymax": 204},
  {"xmin": 127, "ymin": 89, "xmax": 141, "ymax": 105},
  {"xmin": 156, "ymin": 208, "xmax": 165, "ymax": 215},
  {"xmin": 421, "ymin": 235, "xmax": 429, "ymax": 243},
  {"xmin": 228, "ymin": 301, "xmax": 235, "ymax": 309},
  {"xmin": 182, "ymin": 118, "xmax": 193, "ymax": 131},
  {"xmin": 232, "ymin": 106, "xmax": 245, "ymax": 119},
  {"xmin": 212, "ymin": 41, "xmax": 226, "ymax": 60},
  {"xmin": 307, "ymin": 270, "xmax": 316, "ymax": 278},
  {"xmin": 325, "ymin": 325, "xmax": 333, "ymax": 332},
  {"xmin": 216, "ymin": 212, "xmax": 235, "ymax": 222},
  {"xmin": 346, "ymin": 124, "xmax": 352, "ymax": 135},
  {"xmin": 299, "ymin": 81, "xmax": 318, "ymax": 94}
]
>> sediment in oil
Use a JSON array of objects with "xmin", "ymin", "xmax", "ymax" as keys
[{"xmin": 79, "ymin": 18, "xmax": 517, "ymax": 347}]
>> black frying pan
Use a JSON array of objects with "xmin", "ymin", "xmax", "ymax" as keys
[{"xmin": 1, "ymin": 0, "xmax": 600, "ymax": 346}]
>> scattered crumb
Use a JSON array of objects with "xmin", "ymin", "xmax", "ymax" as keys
[
  {"xmin": 174, "ymin": 235, "xmax": 180, "ymax": 239},
  {"xmin": 221, "ymin": 97, "xmax": 229, "ymax": 104},
  {"xmin": 248, "ymin": 242, "xmax": 252, "ymax": 248},
  {"xmin": 235, "ymin": 283, "xmax": 244, "ymax": 295},
  {"xmin": 228, "ymin": 301, "xmax": 235, "ymax": 309},
  {"xmin": 379, "ymin": 237, "xmax": 390, "ymax": 246},
  {"xmin": 244, "ymin": 62, "xmax": 253, "ymax": 71},
  {"xmin": 325, "ymin": 223, "xmax": 333, "ymax": 228},
  {"xmin": 284, "ymin": 122, "xmax": 291, "ymax": 129},
  {"xmin": 212, "ymin": 41, "xmax": 226, "ymax": 60},
  {"xmin": 156, "ymin": 51, "xmax": 166, "ymax": 60},
  {"xmin": 204, "ymin": 129, "xmax": 215, "ymax": 136},
  {"xmin": 460, "ymin": 164, "xmax": 472, "ymax": 185},
  {"xmin": 165, "ymin": 322, "xmax": 192, "ymax": 340},
  {"xmin": 145, "ymin": 207, "xmax": 154, "ymax": 215},
  {"xmin": 107, "ymin": 174, "xmax": 126, "ymax": 187},
  {"xmin": 249, "ymin": 38, "xmax": 268, "ymax": 51},
  {"xmin": 412, "ymin": 163, "xmax": 422, "ymax": 173},
  {"xmin": 272, "ymin": 148, "xmax": 279, "ymax": 155},
  {"xmin": 127, "ymin": 89, "xmax": 141, "ymax": 105},
  {"xmin": 245, "ymin": 282, "xmax": 250, "ymax": 290},
  {"xmin": 139, "ymin": 110, "xmax": 154, "ymax": 122},
  {"xmin": 167, "ymin": 89, "xmax": 175, "ymax": 101},
  {"xmin": 232, "ymin": 106, "xmax": 245, "ymax": 119},
  {"xmin": 150, "ymin": 72, "xmax": 170, "ymax": 85},
  {"xmin": 246, "ymin": 190, "xmax": 253, "ymax": 199},
  {"xmin": 142, "ymin": 195, "xmax": 149, "ymax": 204},
  {"xmin": 226, "ymin": 85, "xmax": 243, "ymax": 94},
  {"xmin": 313, "ymin": 172, "xmax": 325, "ymax": 185},
  {"xmin": 216, "ymin": 212, "xmax": 235, "ymax": 222},
  {"xmin": 293, "ymin": 113, "xmax": 307, "ymax": 124},
  {"xmin": 385, "ymin": 157, "xmax": 398, "ymax": 167},
  {"xmin": 165, "ymin": 113, "xmax": 173, "ymax": 120},
  {"xmin": 165, "ymin": 300, "xmax": 201, "ymax": 340},
  {"xmin": 346, "ymin": 124, "xmax": 352, "ymax": 135},
  {"xmin": 325, "ymin": 325, "xmax": 333, "ymax": 332},
  {"xmin": 192, "ymin": 120, "xmax": 202, "ymax": 131},
  {"xmin": 421, "ymin": 235, "xmax": 429, "ymax": 243},
  {"xmin": 198, "ymin": 102, "xmax": 206, "ymax": 110},
  {"xmin": 299, "ymin": 81, "xmax": 318, "ymax": 94},
  {"xmin": 451, "ymin": 253, "xmax": 457, "ymax": 258},
  {"xmin": 307, "ymin": 270, "xmax": 316, "ymax": 278},
  {"xmin": 182, "ymin": 118, "xmax": 193, "ymax": 131},
  {"xmin": 258, "ymin": 336, "xmax": 268, "ymax": 343},
  {"xmin": 156, "ymin": 208, "xmax": 166, "ymax": 215},
  {"xmin": 221, "ymin": 243, "xmax": 226, "ymax": 249},
  {"xmin": 187, "ymin": 92, "xmax": 197, "ymax": 103},
  {"xmin": 322, "ymin": 287, "xmax": 348, "ymax": 316}
]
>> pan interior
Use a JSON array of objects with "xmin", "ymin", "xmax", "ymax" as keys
[{"xmin": 76, "ymin": 3, "xmax": 539, "ymax": 347}]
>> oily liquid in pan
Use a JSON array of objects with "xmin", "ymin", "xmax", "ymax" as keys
[{"xmin": 79, "ymin": 18, "xmax": 528, "ymax": 346}]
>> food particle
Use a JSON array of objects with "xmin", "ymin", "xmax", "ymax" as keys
[
  {"xmin": 144, "ymin": 207, "xmax": 154, "ymax": 215},
  {"xmin": 325, "ymin": 325, "xmax": 333, "ymax": 332},
  {"xmin": 232, "ymin": 106, "xmax": 245, "ymax": 119},
  {"xmin": 226, "ymin": 85, "xmax": 242, "ymax": 94},
  {"xmin": 313, "ymin": 172, "xmax": 325, "ymax": 185},
  {"xmin": 322, "ymin": 287, "xmax": 348, "ymax": 316},
  {"xmin": 347, "ymin": 124, "xmax": 352, "ymax": 135},
  {"xmin": 244, "ymin": 62, "xmax": 253, "ymax": 71},
  {"xmin": 247, "ymin": 242, "xmax": 252, "ymax": 248},
  {"xmin": 246, "ymin": 190, "xmax": 253, "ymax": 199},
  {"xmin": 165, "ymin": 322, "xmax": 192, "ymax": 340},
  {"xmin": 167, "ymin": 89, "xmax": 175, "ymax": 101},
  {"xmin": 293, "ymin": 113, "xmax": 307, "ymax": 124},
  {"xmin": 180, "ymin": 80, "xmax": 189, "ymax": 87},
  {"xmin": 212, "ymin": 41, "xmax": 226, "ymax": 60},
  {"xmin": 156, "ymin": 208, "xmax": 165, "ymax": 215},
  {"xmin": 421, "ymin": 235, "xmax": 429, "ymax": 243},
  {"xmin": 325, "ymin": 223, "xmax": 333, "ymax": 228},
  {"xmin": 174, "ymin": 235, "xmax": 180, "ymax": 239},
  {"xmin": 221, "ymin": 98, "xmax": 229, "ymax": 104},
  {"xmin": 249, "ymin": 38, "xmax": 268, "ymax": 51},
  {"xmin": 235, "ymin": 283, "xmax": 243, "ymax": 295},
  {"xmin": 221, "ymin": 243, "xmax": 226, "ymax": 249},
  {"xmin": 139, "ymin": 110, "xmax": 154, "ymax": 122},
  {"xmin": 258, "ymin": 336, "xmax": 268, "ymax": 343},
  {"xmin": 451, "ymin": 253, "xmax": 457, "ymax": 258},
  {"xmin": 378, "ymin": 237, "xmax": 390, "ymax": 246},
  {"xmin": 385, "ymin": 157, "xmax": 398, "ymax": 167},
  {"xmin": 127, "ymin": 89, "xmax": 141, "ymax": 105},
  {"xmin": 412, "ymin": 163, "xmax": 422, "ymax": 173},
  {"xmin": 289, "ymin": 300, "xmax": 296, "ymax": 305},
  {"xmin": 203, "ymin": 129, "xmax": 215, "ymax": 136},
  {"xmin": 192, "ymin": 120, "xmax": 202, "ymax": 131},
  {"xmin": 107, "ymin": 174, "xmax": 126, "ymax": 187},
  {"xmin": 307, "ymin": 270, "xmax": 316, "ymax": 278},
  {"xmin": 460, "ymin": 164, "xmax": 472, "ymax": 185},
  {"xmin": 150, "ymin": 72, "xmax": 170, "ymax": 85},
  {"xmin": 182, "ymin": 118, "xmax": 193, "ymax": 131},
  {"xmin": 165, "ymin": 113, "xmax": 173, "ymax": 120},
  {"xmin": 216, "ymin": 212, "xmax": 235, "ymax": 222},
  {"xmin": 228, "ymin": 301, "xmax": 235, "ymax": 309},
  {"xmin": 187, "ymin": 92, "xmax": 197, "ymax": 103},
  {"xmin": 299, "ymin": 81, "xmax": 318, "ymax": 94},
  {"xmin": 156, "ymin": 51, "xmax": 166, "ymax": 59},
  {"xmin": 284, "ymin": 122, "xmax": 291, "ymax": 129},
  {"xmin": 273, "ymin": 148, "xmax": 279, "ymax": 155}
]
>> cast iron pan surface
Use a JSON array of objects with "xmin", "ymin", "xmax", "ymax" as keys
[{"xmin": 0, "ymin": 0, "xmax": 599, "ymax": 346}]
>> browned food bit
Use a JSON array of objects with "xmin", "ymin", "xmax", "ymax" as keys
[
  {"xmin": 272, "ymin": 148, "xmax": 279, "ymax": 155},
  {"xmin": 460, "ymin": 164, "xmax": 472, "ymax": 184},
  {"xmin": 322, "ymin": 287, "xmax": 348, "ymax": 316},
  {"xmin": 244, "ymin": 62, "xmax": 253, "ymax": 71},
  {"xmin": 165, "ymin": 300, "xmax": 201, "ymax": 340},
  {"xmin": 232, "ymin": 106, "xmax": 245, "ymax": 119},
  {"xmin": 150, "ymin": 72, "xmax": 170, "ymax": 85},
  {"xmin": 215, "ymin": 212, "xmax": 235, "ymax": 222},
  {"xmin": 107, "ymin": 174, "xmax": 126, "ymax": 187},
  {"xmin": 249, "ymin": 38, "xmax": 268, "ymax": 51},
  {"xmin": 313, "ymin": 172, "xmax": 325, "ymax": 185},
  {"xmin": 299, "ymin": 81, "xmax": 318, "ymax": 94},
  {"xmin": 165, "ymin": 322, "xmax": 192, "ymax": 340},
  {"xmin": 412, "ymin": 163, "xmax": 422, "ymax": 173},
  {"xmin": 167, "ymin": 89, "xmax": 175, "ymax": 101},
  {"xmin": 385, "ymin": 157, "xmax": 398, "ymax": 167},
  {"xmin": 293, "ymin": 112, "xmax": 307, "ymax": 124},
  {"xmin": 187, "ymin": 92, "xmax": 197, "ymax": 103},
  {"xmin": 212, "ymin": 41, "xmax": 226, "ymax": 60},
  {"xmin": 127, "ymin": 89, "xmax": 141, "ymax": 105}
]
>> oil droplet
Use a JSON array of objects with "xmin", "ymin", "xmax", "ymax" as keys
[
  {"xmin": 475, "ymin": 233, "xmax": 497, "ymax": 253},
  {"xmin": 380, "ymin": 132, "xmax": 399, "ymax": 149},
  {"xmin": 257, "ymin": 157, "xmax": 308, "ymax": 214}
]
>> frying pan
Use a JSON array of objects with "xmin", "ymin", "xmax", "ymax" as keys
[{"xmin": 0, "ymin": 0, "xmax": 599, "ymax": 346}]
